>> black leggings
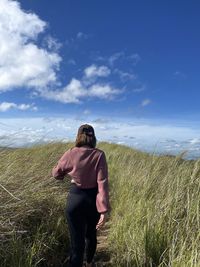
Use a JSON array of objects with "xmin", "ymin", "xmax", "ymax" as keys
[{"xmin": 65, "ymin": 184, "xmax": 100, "ymax": 267}]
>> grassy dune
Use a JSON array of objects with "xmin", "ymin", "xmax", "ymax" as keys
[
  {"xmin": 0, "ymin": 143, "xmax": 71, "ymax": 267},
  {"xmin": 0, "ymin": 143, "xmax": 200, "ymax": 266}
]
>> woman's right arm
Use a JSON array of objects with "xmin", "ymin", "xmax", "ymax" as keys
[{"xmin": 52, "ymin": 150, "xmax": 71, "ymax": 180}]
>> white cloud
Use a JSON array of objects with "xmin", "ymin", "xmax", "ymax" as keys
[
  {"xmin": 108, "ymin": 52, "xmax": 124, "ymax": 66},
  {"xmin": 40, "ymin": 62, "xmax": 121, "ymax": 103},
  {"xmin": 108, "ymin": 52, "xmax": 141, "ymax": 66},
  {"xmin": 0, "ymin": 102, "xmax": 37, "ymax": 112},
  {"xmin": 89, "ymin": 84, "xmax": 120, "ymax": 99},
  {"xmin": 76, "ymin": 32, "xmax": 88, "ymax": 40},
  {"xmin": 42, "ymin": 79, "xmax": 86, "ymax": 104},
  {"xmin": 0, "ymin": 102, "xmax": 16, "ymax": 111},
  {"xmin": 84, "ymin": 64, "xmax": 111, "ymax": 79},
  {"xmin": 141, "ymin": 99, "xmax": 151, "ymax": 107},
  {"xmin": 44, "ymin": 35, "xmax": 62, "ymax": 51},
  {"xmin": 0, "ymin": 0, "xmax": 61, "ymax": 91},
  {"xmin": 133, "ymin": 85, "xmax": 146, "ymax": 93},
  {"xmin": 0, "ymin": 1, "xmax": 140, "ymax": 106},
  {"xmin": 42, "ymin": 78, "xmax": 121, "ymax": 103},
  {"xmin": 129, "ymin": 53, "xmax": 141, "ymax": 65},
  {"xmin": 18, "ymin": 103, "xmax": 37, "ymax": 111},
  {"xmin": 114, "ymin": 69, "xmax": 137, "ymax": 81},
  {"xmin": 189, "ymin": 138, "xmax": 200, "ymax": 145},
  {"xmin": 1, "ymin": 117, "xmax": 200, "ymax": 159}
]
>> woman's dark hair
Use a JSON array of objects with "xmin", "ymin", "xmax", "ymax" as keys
[{"xmin": 75, "ymin": 124, "xmax": 96, "ymax": 148}]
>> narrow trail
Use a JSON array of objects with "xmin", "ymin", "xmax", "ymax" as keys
[
  {"xmin": 94, "ymin": 228, "xmax": 111, "ymax": 267},
  {"xmin": 62, "ymin": 226, "xmax": 112, "ymax": 267}
]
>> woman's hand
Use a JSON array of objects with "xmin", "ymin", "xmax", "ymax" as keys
[{"xmin": 96, "ymin": 213, "xmax": 108, "ymax": 230}]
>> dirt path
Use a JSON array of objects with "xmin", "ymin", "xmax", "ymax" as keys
[
  {"xmin": 62, "ymin": 227, "xmax": 112, "ymax": 267},
  {"xmin": 94, "ymin": 228, "xmax": 111, "ymax": 267}
]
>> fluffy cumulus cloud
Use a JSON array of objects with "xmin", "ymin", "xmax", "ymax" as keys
[
  {"xmin": 0, "ymin": 0, "xmax": 61, "ymax": 91},
  {"xmin": 40, "ymin": 63, "xmax": 121, "ymax": 103},
  {"xmin": 0, "ymin": 0, "xmax": 143, "ymax": 106},
  {"xmin": 0, "ymin": 102, "xmax": 37, "ymax": 112},
  {"xmin": 42, "ymin": 77, "xmax": 121, "ymax": 104},
  {"xmin": 0, "ymin": 0, "xmax": 122, "ymax": 104},
  {"xmin": 42, "ymin": 79, "xmax": 86, "ymax": 104}
]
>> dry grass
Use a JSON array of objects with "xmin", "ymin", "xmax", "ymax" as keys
[
  {"xmin": 0, "ymin": 143, "xmax": 72, "ymax": 267},
  {"xmin": 0, "ymin": 142, "xmax": 200, "ymax": 266},
  {"xmin": 102, "ymin": 144, "xmax": 200, "ymax": 267}
]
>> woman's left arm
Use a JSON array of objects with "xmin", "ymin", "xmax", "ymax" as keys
[{"xmin": 96, "ymin": 152, "xmax": 110, "ymax": 213}]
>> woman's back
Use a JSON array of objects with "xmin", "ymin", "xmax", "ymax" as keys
[{"xmin": 53, "ymin": 146, "xmax": 107, "ymax": 189}]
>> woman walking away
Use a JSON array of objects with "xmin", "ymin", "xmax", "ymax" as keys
[{"xmin": 52, "ymin": 124, "xmax": 110, "ymax": 267}]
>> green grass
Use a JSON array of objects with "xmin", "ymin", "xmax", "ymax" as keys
[
  {"xmin": 0, "ymin": 143, "xmax": 71, "ymax": 267},
  {"xmin": 102, "ymin": 144, "xmax": 200, "ymax": 267},
  {"xmin": 0, "ymin": 142, "xmax": 200, "ymax": 266}
]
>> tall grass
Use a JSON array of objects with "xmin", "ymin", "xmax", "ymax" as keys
[
  {"xmin": 0, "ymin": 143, "xmax": 72, "ymax": 267},
  {"xmin": 101, "ymin": 143, "xmax": 200, "ymax": 266},
  {"xmin": 1, "ymin": 142, "xmax": 200, "ymax": 266}
]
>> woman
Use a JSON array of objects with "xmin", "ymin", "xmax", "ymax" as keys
[{"xmin": 52, "ymin": 124, "xmax": 110, "ymax": 267}]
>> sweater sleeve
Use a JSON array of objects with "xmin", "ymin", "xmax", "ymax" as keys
[
  {"xmin": 96, "ymin": 152, "xmax": 110, "ymax": 213},
  {"xmin": 52, "ymin": 150, "xmax": 72, "ymax": 180}
]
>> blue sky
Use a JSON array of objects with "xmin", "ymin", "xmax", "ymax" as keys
[{"xmin": 0, "ymin": 0, "xmax": 200, "ymax": 158}]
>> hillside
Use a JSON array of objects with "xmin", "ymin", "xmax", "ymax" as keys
[{"xmin": 0, "ymin": 142, "xmax": 200, "ymax": 267}]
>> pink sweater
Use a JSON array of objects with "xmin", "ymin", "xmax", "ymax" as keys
[{"xmin": 52, "ymin": 146, "xmax": 110, "ymax": 213}]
